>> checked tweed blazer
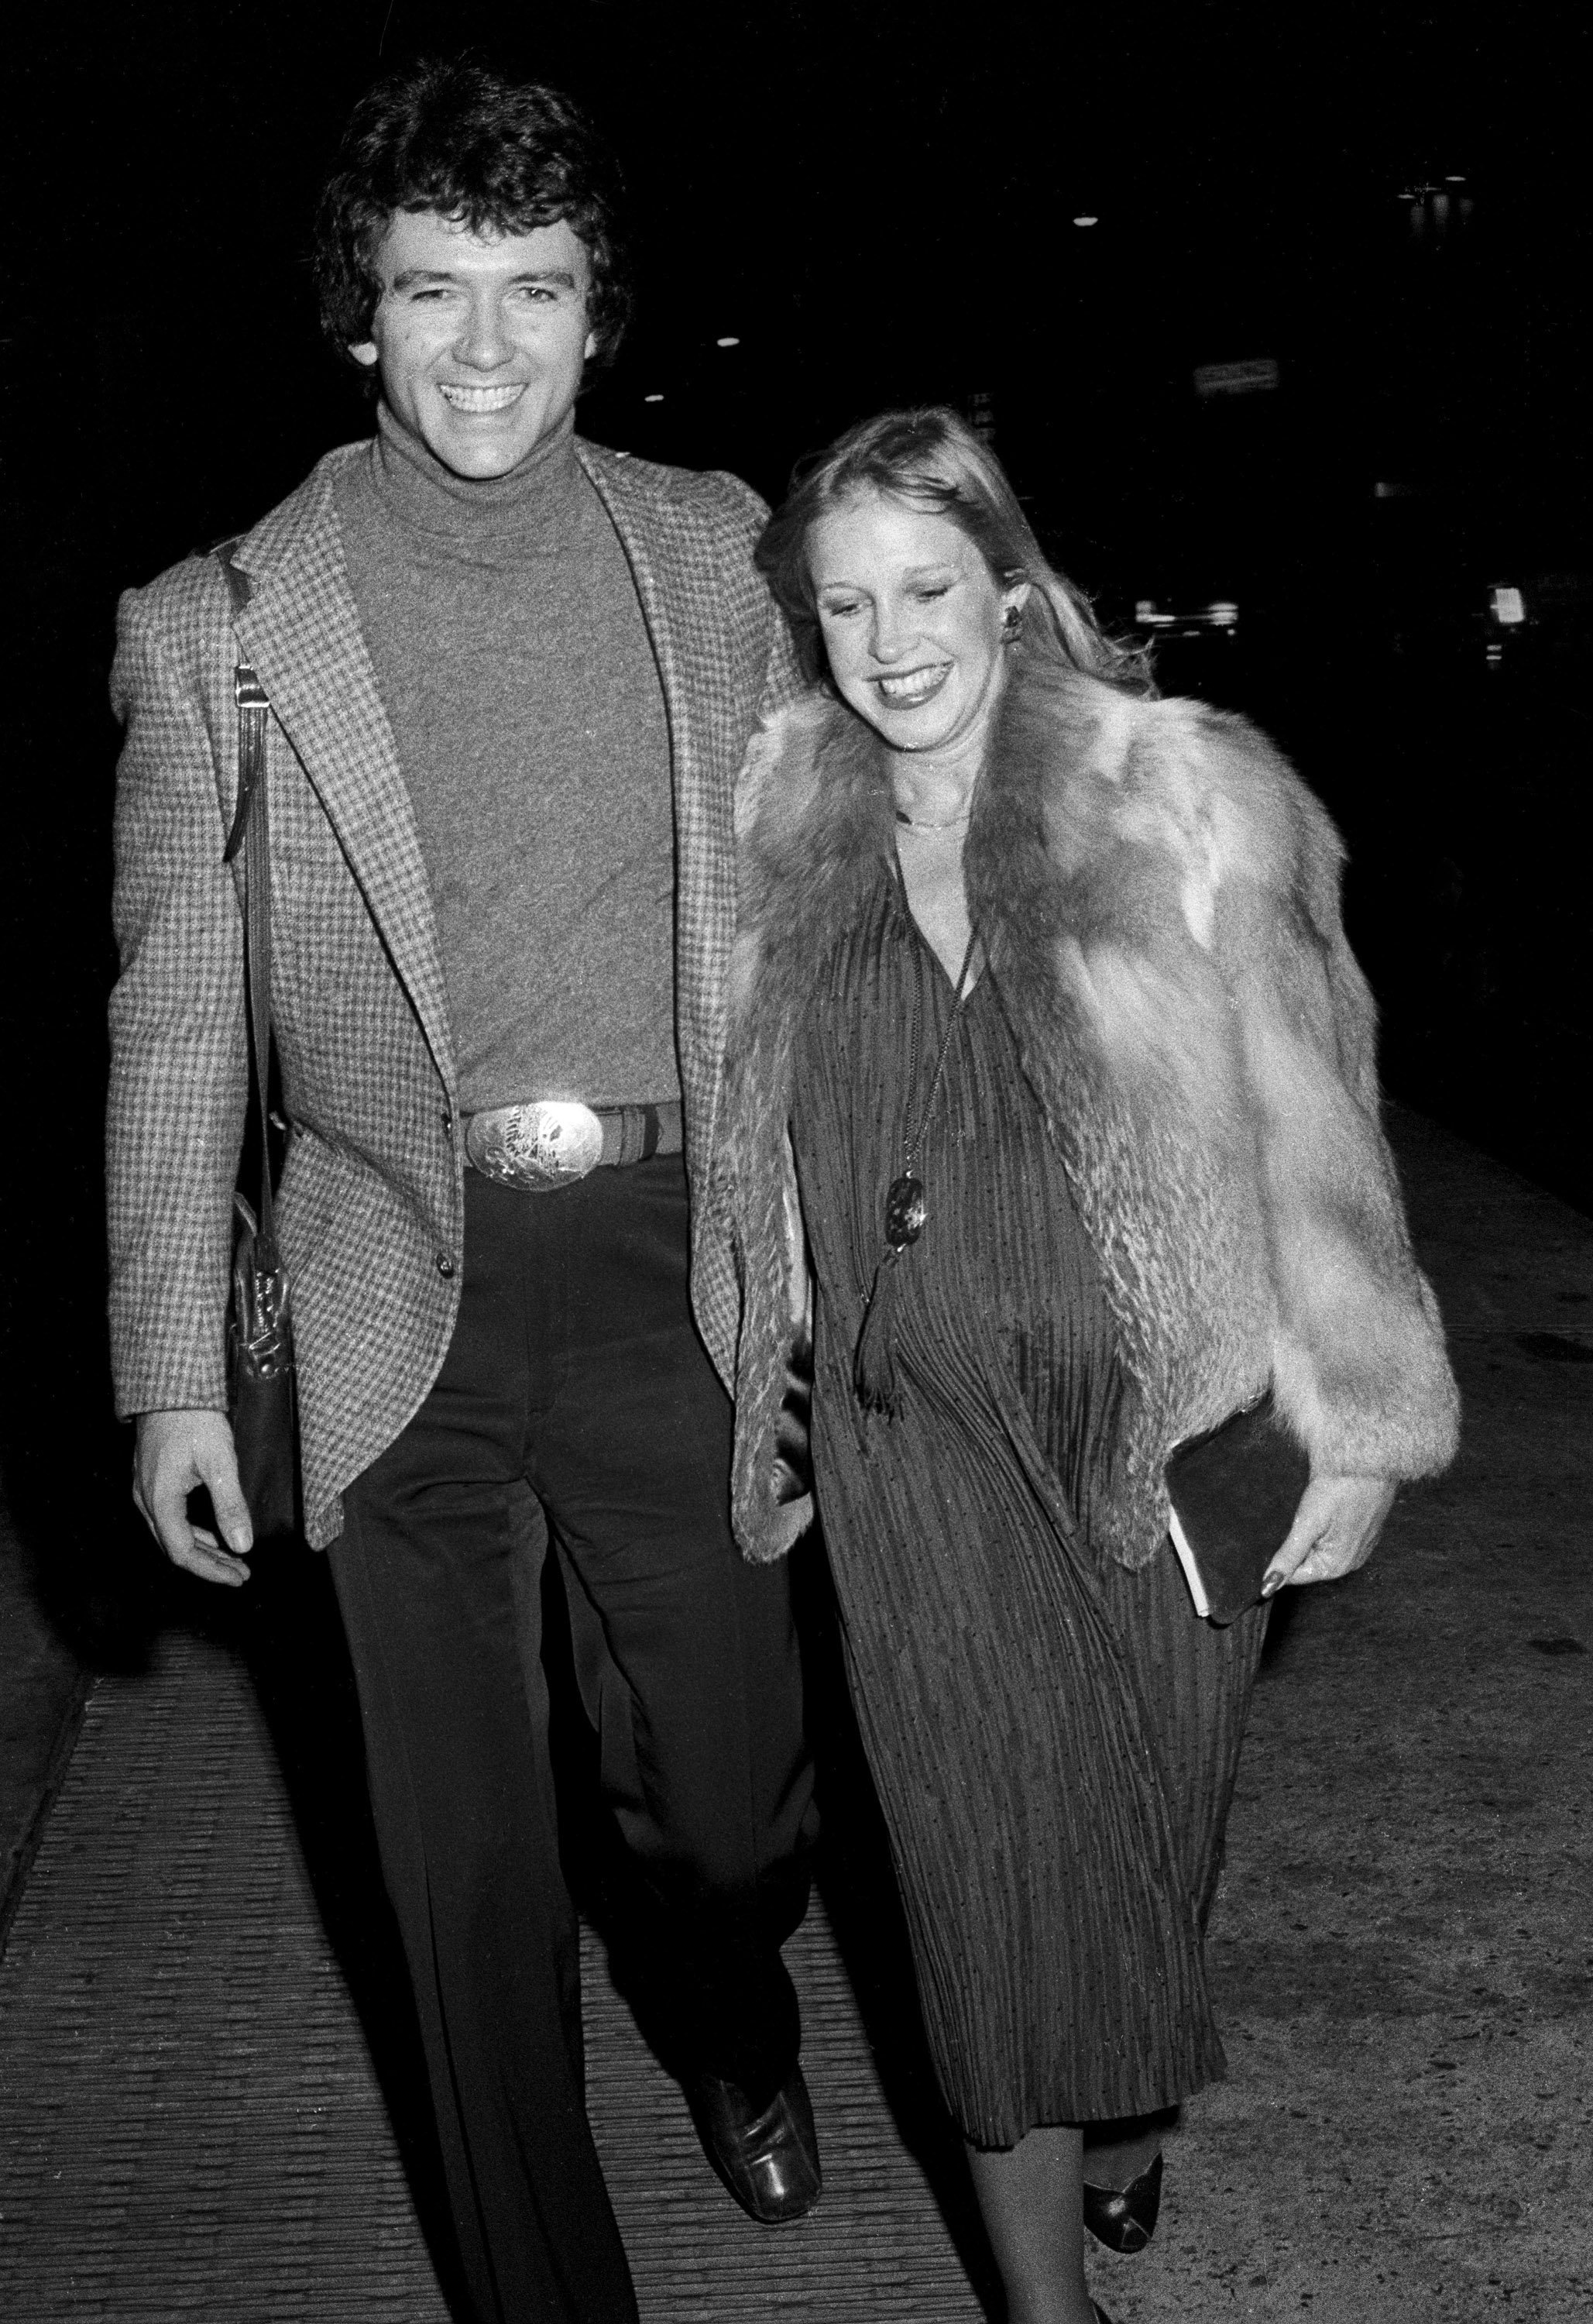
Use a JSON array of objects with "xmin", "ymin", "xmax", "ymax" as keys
[{"xmin": 108, "ymin": 436, "xmax": 795, "ymax": 1549}]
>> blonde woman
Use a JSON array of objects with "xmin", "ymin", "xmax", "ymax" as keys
[{"xmin": 719, "ymin": 409, "xmax": 1458, "ymax": 2323}]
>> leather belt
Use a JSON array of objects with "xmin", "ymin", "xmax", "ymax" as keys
[{"xmin": 463, "ymin": 1099, "xmax": 683, "ymax": 1191}]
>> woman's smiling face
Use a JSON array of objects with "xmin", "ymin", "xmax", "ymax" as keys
[{"xmin": 808, "ymin": 491, "xmax": 1022, "ymax": 755}]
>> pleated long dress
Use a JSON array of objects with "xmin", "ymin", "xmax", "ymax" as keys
[{"xmin": 788, "ymin": 860, "xmax": 1270, "ymax": 2149}]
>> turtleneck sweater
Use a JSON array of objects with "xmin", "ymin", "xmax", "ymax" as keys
[{"xmin": 334, "ymin": 403, "xmax": 678, "ymax": 1116}]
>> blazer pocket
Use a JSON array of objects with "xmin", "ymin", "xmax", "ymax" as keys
[{"xmin": 276, "ymin": 1129, "xmax": 358, "ymax": 1285}]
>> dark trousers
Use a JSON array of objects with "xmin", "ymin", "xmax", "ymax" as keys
[{"xmin": 328, "ymin": 1158, "xmax": 815, "ymax": 2324}]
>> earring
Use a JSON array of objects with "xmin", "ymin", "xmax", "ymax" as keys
[{"xmin": 1001, "ymin": 603, "xmax": 1023, "ymax": 642}]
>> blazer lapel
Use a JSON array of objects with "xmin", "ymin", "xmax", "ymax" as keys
[
  {"xmin": 232, "ymin": 456, "xmax": 456, "ymax": 1092},
  {"xmin": 578, "ymin": 445, "xmax": 734, "ymax": 1136}
]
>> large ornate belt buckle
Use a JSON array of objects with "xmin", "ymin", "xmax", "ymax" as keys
[{"xmin": 466, "ymin": 1101, "xmax": 606, "ymax": 1191}]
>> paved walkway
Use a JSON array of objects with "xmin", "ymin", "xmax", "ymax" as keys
[{"xmin": 1, "ymin": 1111, "xmax": 1588, "ymax": 2321}]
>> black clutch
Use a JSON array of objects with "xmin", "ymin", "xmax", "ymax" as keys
[{"xmin": 1165, "ymin": 1391, "xmax": 1309, "ymax": 1624}]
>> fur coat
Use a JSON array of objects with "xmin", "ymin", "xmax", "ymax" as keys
[{"xmin": 716, "ymin": 650, "xmax": 1460, "ymax": 1568}]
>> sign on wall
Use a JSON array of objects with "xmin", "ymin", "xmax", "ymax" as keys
[{"xmin": 1193, "ymin": 358, "xmax": 1281, "ymax": 399}]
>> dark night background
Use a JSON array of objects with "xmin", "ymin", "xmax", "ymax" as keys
[{"xmin": 2, "ymin": 2, "xmax": 1588, "ymax": 1631}]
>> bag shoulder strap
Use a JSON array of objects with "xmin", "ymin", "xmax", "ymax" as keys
[
  {"xmin": 212, "ymin": 541, "xmax": 279, "ymax": 1270},
  {"xmin": 215, "ymin": 541, "xmax": 266, "ymax": 861}
]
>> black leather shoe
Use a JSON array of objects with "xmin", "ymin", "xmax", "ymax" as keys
[
  {"xmin": 687, "ymin": 2064, "xmax": 821, "ymax": 2224},
  {"xmin": 1082, "ymin": 2148, "xmax": 1162, "ymax": 2254}
]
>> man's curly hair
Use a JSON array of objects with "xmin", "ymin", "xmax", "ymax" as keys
[{"xmin": 314, "ymin": 57, "xmax": 633, "ymax": 371}]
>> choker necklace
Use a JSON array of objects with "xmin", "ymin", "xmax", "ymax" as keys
[
  {"xmin": 894, "ymin": 803, "xmax": 972, "ymax": 831},
  {"xmin": 853, "ymin": 927, "xmax": 981, "ymax": 1415}
]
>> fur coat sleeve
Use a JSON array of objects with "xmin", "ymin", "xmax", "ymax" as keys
[
  {"xmin": 1038, "ymin": 684, "xmax": 1461, "ymax": 1497},
  {"xmin": 721, "ymin": 662, "xmax": 1460, "ymax": 1567}
]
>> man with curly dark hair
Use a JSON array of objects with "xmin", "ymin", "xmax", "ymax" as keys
[{"xmin": 107, "ymin": 56, "xmax": 817, "ymax": 2324}]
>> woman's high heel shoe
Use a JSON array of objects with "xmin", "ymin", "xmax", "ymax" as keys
[{"xmin": 1081, "ymin": 2148, "xmax": 1162, "ymax": 2254}]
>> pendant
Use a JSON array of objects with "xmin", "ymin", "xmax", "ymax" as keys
[{"xmin": 885, "ymin": 1174, "xmax": 927, "ymax": 1250}]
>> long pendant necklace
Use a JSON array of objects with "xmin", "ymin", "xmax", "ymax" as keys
[
  {"xmin": 854, "ymin": 925, "xmax": 980, "ymax": 1415},
  {"xmin": 885, "ymin": 932, "xmax": 978, "ymax": 1250}
]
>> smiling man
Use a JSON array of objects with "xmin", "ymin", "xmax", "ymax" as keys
[
  {"xmin": 107, "ymin": 59, "xmax": 815, "ymax": 2324},
  {"xmin": 358, "ymin": 208, "xmax": 596, "ymax": 476}
]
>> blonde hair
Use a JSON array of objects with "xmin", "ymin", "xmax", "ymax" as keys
[{"xmin": 757, "ymin": 406, "xmax": 1151, "ymax": 693}]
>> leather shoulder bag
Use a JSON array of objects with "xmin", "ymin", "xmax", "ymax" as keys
[{"xmin": 217, "ymin": 543, "xmax": 299, "ymax": 1539}]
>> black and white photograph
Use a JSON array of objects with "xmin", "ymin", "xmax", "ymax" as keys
[{"xmin": 2, "ymin": 6, "xmax": 1588, "ymax": 2320}]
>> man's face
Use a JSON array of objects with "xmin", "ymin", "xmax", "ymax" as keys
[{"xmin": 352, "ymin": 210, "xmax": 597, "ymax": 480}]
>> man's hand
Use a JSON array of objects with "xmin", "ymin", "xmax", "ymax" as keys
[
  {"xmin": 133, "ymin": 1409, "xmax": 253, "ymax": 1587},
  {"xmin": 1263, "ymin": 1473, "xmax": 1396, "ymax": 1596}
]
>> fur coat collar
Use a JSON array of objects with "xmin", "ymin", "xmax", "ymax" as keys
[{"xmin": 719, "ymin": 651, "xmax": 1459, "ymax": 1566}]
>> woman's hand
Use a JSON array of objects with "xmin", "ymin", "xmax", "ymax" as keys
[{"xmin": 1262, "ymin": 1474, "xmax": 1396, "ymax": 1595}]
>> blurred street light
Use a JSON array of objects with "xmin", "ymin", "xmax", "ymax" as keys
[{"xmin": 1399, "ymin": 178, "xmax": 1475, "ymax": 242}]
